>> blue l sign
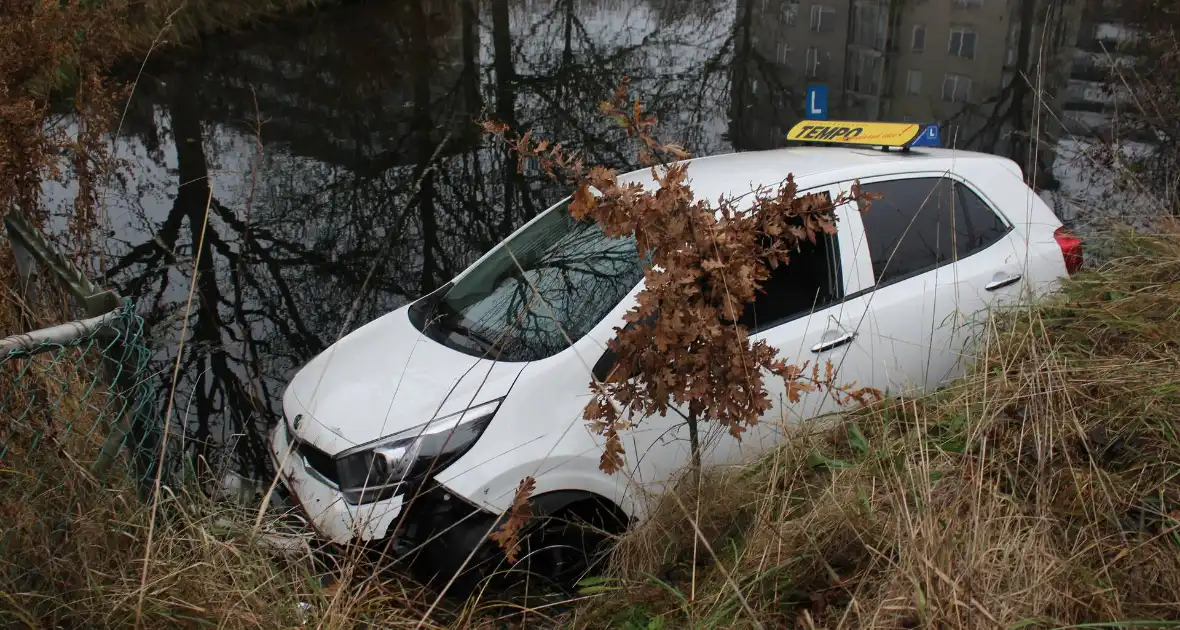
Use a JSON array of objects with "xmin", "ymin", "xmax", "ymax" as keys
[
  {"xmin": 805, "ymin": 84, "xmax": 829, "ymax": 120},
  {"xmin": 910, "ymin": 124, "xmax": 941, "ymax": 148}
]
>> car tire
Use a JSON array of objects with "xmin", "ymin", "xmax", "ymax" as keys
[
  {"xmin": 412, "ymin": 506, "xmax": 617, "ymax": 599},
  {"xmin": 404, "ymin": 511, "xmax": 498, "ymax": 597},
  {"xmin": 500, "ymin": 506, "xmax": 617, "ymax": 595}
]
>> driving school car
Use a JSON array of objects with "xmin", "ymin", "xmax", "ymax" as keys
[{"xmin": 270, "ymin": 120, "xmax": 1083, "ymax": 586}]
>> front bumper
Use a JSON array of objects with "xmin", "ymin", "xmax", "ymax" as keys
[{"xmin": 269, "ymin": 421, "xmax": 404, "ymax": 545}]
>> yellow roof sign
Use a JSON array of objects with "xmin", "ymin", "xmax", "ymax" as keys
[{"xmin": 787, "ymin": 120, "xmax": 922, "ymax": 147}]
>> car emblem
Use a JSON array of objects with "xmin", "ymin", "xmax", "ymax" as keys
[{"xmin": 292, "ymin": 414, "xmax": 303, "ymax": 432}]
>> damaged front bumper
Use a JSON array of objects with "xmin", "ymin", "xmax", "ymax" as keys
[
  {"xmin": 268, "ymin": 421, "xmax": 500, "ymax": 576},
  {"xmin": 268, "ymin": 420, "xmax": 405, "ymax": 545}
]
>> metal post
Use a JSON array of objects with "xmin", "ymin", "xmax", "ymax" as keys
[{"xmin": 4, "ymin": 211, "xmax": 141, "ymax": 482}]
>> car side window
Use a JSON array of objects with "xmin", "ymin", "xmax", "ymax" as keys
[
  {"xmin": 956, "ymin": 182, "xmax": 1010, "ymax": 257},
  {"xmin": 858, "ymin": 177, "xmax": 1010, "ymax": 285},
  {"xmin": 592, "ymin": 190, "xmax": 844, "ymax": 381},
  {"xmin": 737, "ymin": 213, "xmax": 843, "ymax": 332}
]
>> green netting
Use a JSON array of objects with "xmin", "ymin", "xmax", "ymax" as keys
[{"xmin": 0, "ymin": 300, "xmax": 161, "ymax": 490}]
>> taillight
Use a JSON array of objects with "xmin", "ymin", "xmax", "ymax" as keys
[{"xmin": 1054, "ymin": 226, "xmax": 1083, "ymax": 275}]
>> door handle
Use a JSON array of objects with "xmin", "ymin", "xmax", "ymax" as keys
[
  {"xmin": 985, "ymin": 272, "xmax": 1022, "ymax": 291},
  {"xmin": 811, "ymin": 331, "xmax": 856, "ymax": 353}
]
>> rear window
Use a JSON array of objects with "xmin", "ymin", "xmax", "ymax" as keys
[{"xmin": 858, "ymin": 177, "xmax": 1010, "ymax": 285}]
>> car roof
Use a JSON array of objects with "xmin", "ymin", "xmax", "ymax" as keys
[{"xmin": 615, "ymin": 146, "xmax": 1020, "ymax": 202}]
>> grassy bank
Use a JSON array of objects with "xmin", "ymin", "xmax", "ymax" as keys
[
  {"xmin": 4, "ymin": 222, "xmax": 1180, "ymax": 627},
  {"xmin": 0, "ymin": 251, "xmax": 434, "ymax": 628},
  {"xmin": 569, "ymin": 225, "xmax": 1180, "ymax": 629}
]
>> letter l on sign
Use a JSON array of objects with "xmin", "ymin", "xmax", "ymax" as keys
[{"xmin": 805, "ymin": 84, "xmax": 829, "ymax": 120}]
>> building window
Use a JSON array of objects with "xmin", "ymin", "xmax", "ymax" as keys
[
  {"xmin": 851, "ymin": 1, "xmax": 887, "ymax": 49},
  {"xmin": 806, "ymin": 46, "xmax": 824, "ymax": 78},
  {"xmin": 782, "ymin": 0, "xmax": 799, "ymax": 26},
  {"xmin": 811, "ymin": 5, "xmax": 835, "ymax": 32},
  {"xmin": 906, "ymin": 69, "xmax": 923, "ymax": 95},
  {"xmin": 912, "ymin": 25, "xmax": 926, "ymax": 52},
  {"xmin": 847, "ymin": 49, "xmax": 882, "ymax": 95},
  {"xmin": 949, "ymin": 27, "xmax": 977, "ymax": 59},
  {"xmin": 1007, "ymin": 22, "xmax": 1020, "ymax": 65},
  {"xmin": 1054, "ymin": 14, "xmax": 1071, "ymax": 48},
  {"xmin": 776, "ymin": 41, "xmax": 792, "ymax": 65},
  {"xmin": 942, "ymin": 74, "xmax": 972, "ymax": 103}
]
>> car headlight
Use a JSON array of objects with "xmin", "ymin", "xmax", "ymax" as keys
[{"xmin": 334, "ymin": 398, "xmax": 501, "ymax": 505}]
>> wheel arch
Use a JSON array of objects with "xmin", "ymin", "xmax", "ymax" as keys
[{"xmin": 530, "ymin": 489, "xmax": 632, "ymax": 533}]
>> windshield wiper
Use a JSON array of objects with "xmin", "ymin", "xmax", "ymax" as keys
[
  {"xmin": 425, "ymin": 299, "xmax": 506, "ymax": 358},
  {"xmin": 439, "ymin": 319, "xmax": 501, "ymax": 356}
]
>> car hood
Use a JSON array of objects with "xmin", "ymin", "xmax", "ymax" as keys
[{"xmin": 281, "ymin": 307, "xmax": 526, "ymax": 456}]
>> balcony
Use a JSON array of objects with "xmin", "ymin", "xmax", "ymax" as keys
[{"xmin": 1070, "ymin": 49, "xmax": 1136, "ymax": 82}]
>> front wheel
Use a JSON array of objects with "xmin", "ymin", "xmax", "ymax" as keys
[
  {"xmin": 412, "ymin": 504, "xmax": 622, "ymax": 599},
  {"xmin": 501, "ymin": 509, "xmax": 616, "ymax": 593}
]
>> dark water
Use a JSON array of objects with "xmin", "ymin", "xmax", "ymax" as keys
[{"xmin": 43, "ymin": 0, "xmax": 1103, "ymax": 479}]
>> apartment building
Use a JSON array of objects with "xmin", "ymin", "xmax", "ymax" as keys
[
  {"xmin": 1063, "ymin": 0, "xmax": 1137, "ymax": 135},
  {"xmin": 729, "ymin": 0, "xmax": 852, "ymax": 149},
  {"xmin": 882, "ymin": 0, "xmax": 1013, "ymax": 125},
  {"xmin": 732, "ymin": 0, "xmax": 1082, "ymax": 152}
]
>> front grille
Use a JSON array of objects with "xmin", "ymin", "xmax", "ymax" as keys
[{"xmin": 297, "ymin": 440, "xmax": 340, "ymax": 486}]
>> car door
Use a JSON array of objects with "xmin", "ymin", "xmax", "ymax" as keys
[
  {"xmin": 849, "ymin": 173, "xmax": 1020, "ymax": 395},
  {"xmin": 698, "ymin": 184, "xmax": 879, "ymax": 466}
]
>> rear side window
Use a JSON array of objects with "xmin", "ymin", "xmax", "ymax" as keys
[
  {"xmin": 857, "ymin": 177, "xmax": 1010, "ymax": 285},
  {"xmin": 957, "ymin": 183, "xmax": 1010, "ymax": 254},
  {"xmin": 738, "ymin": 194, "xmax": 843, "ymax": 332}
]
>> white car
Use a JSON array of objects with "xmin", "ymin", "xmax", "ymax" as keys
[{"xmin": 270, "ymin": 122, "xmax": 1082, "ymax": 589}]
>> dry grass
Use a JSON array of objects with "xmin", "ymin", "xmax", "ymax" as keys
[
  {"xmin": 571, "ymin": 225, "xmax": 1180, "ymax": 629},
  {"xmin": 5, "ymin": 228, "xmax": 1180, "ymax": 628},
  {"xmin": 7, "ymin": 206, "xmax": 1180, "ymax": 628},
  {"xmin": 6, "ymin": 224, "xmax": 1180, "ymax": 628},
  {"xmin": 0, "ymin": 252, "xmax": 456, "ymax": 628}
]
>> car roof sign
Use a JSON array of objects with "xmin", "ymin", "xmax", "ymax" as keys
[
  {"xmin": 786, "ymin": 120, "xmax": 922, "ymax": 148},
  {"xmin": 909, "ymin": 123, "xmax": 942, "ymax": 148}
]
